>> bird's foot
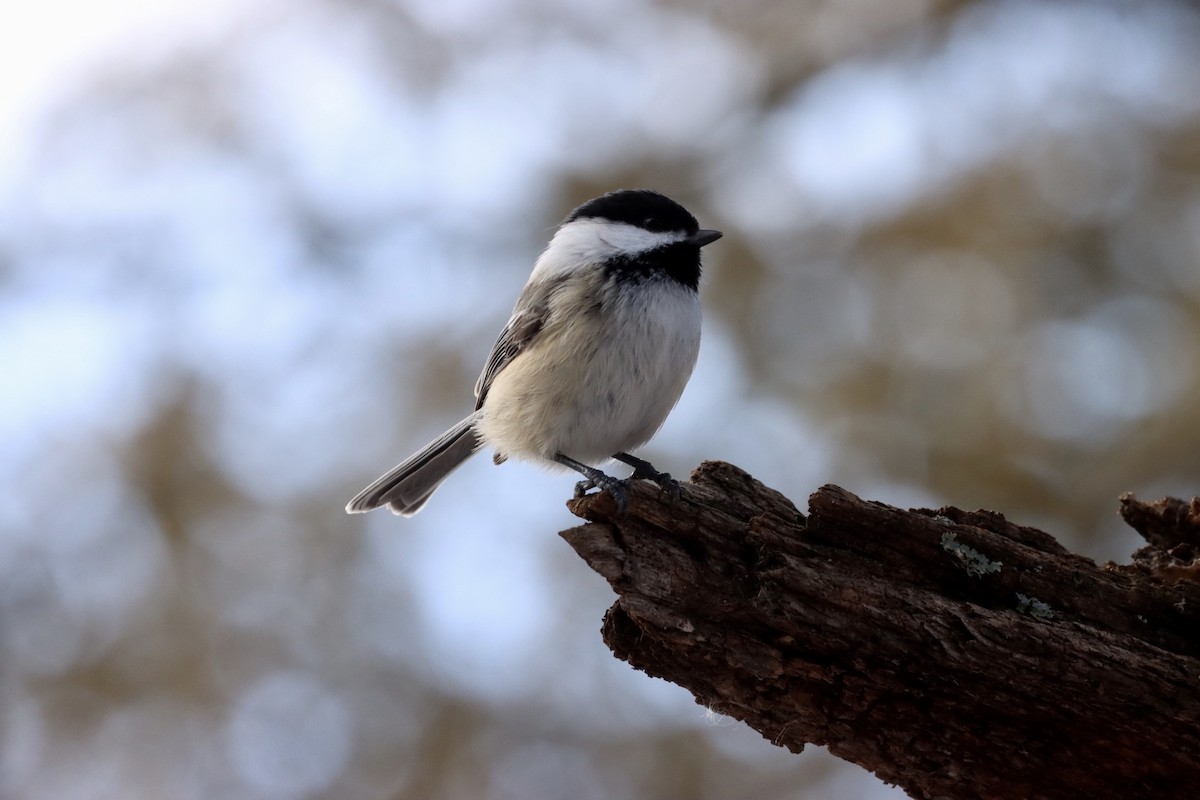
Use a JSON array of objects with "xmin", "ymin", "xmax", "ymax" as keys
[
  {"xmin": 558, "ymin": 453, "xmax": 630, "ymax": 513},
  {"xmin": 573, "ymin": 474, "xmax": 629, "ymax": 513},
  {"xmin": 613, "ymin": 452, "xmax": 681, "ymax": 502}
]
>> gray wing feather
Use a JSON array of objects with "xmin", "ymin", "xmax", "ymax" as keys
[
  {"xmin": 473, "ymin": 274, "xmax": 565, "ymax": 408},
  {"xmin": 347, "ymin": 275, "xmax": 567, "ymax": 516}
]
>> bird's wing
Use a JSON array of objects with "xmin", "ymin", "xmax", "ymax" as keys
[{"xmin": 473, "ymin": 274, "xmax": 565, "ymax": 409}]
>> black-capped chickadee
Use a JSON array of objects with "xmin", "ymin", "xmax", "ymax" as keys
[{"xmin": 346, "ymin": 189, "xmax": 722, "ymax": 516}]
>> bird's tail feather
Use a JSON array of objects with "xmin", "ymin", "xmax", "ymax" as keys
[{"xmin": 346, "ymin": 412, "xmax": 483, "ymax": 516}]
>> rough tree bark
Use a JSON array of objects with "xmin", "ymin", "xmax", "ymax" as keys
[{"xmin": 559, "ymin": 461, "xmax": 1200, "ymax": 800}]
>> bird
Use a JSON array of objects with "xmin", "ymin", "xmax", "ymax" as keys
[{"xmin": 346, "ymin": 188, "xmax": 721, "ymax": 516}]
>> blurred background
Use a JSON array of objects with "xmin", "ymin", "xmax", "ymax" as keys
[{"xmin": 3, "ymin": 0, "xmax": 1199, "ymax": 797}]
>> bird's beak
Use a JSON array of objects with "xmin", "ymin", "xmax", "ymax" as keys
[{"xmin": 688, "ymin": 229, "xmax": 723, "ymax": 248}]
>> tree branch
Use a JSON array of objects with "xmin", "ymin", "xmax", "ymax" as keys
[{"xmin": 560, "ymin": 461, "xmax": 1200, "ymax": 800}]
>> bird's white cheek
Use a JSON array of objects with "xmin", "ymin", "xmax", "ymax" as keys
[{"xmin": 531, "ymin": 219, "xmax": 687, "ymax": 282}]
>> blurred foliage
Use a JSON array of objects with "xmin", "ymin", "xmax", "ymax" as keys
[{"xmin": 3, "ymin": 0, "xmax": 1200, "ymax": 798}]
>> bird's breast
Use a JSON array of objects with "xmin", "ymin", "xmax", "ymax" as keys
[{"xmin": 477, "ymin": 275, "xmax": 701, "ymax": 465}]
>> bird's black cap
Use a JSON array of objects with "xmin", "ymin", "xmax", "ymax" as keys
[{"xmin": 565, "ymin": 189, "xmax": 700, "ymax": 235}]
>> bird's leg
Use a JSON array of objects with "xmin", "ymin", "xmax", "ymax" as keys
[
  {"xmin": 613, "ymin": 452, "xmax": 681, "ymax": 502},
  {"xmin": 554, "ymin": 453, "xmax": 629, "ymax": 512}
]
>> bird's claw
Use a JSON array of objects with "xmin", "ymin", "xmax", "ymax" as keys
[
  {"xmin": 612, "ymin": 453, "xmax": 682, "ymax": 505},
  {"xmin": 574, "ymin": 475, "xmax": 629, "ymax": 513},
  {"xmin": 659, "ymin": 474, "xmax": 682, "ymax": 503},
  {"xmin": 629, "ymin": 467, "xmax": 681, "ymax": 503}
]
